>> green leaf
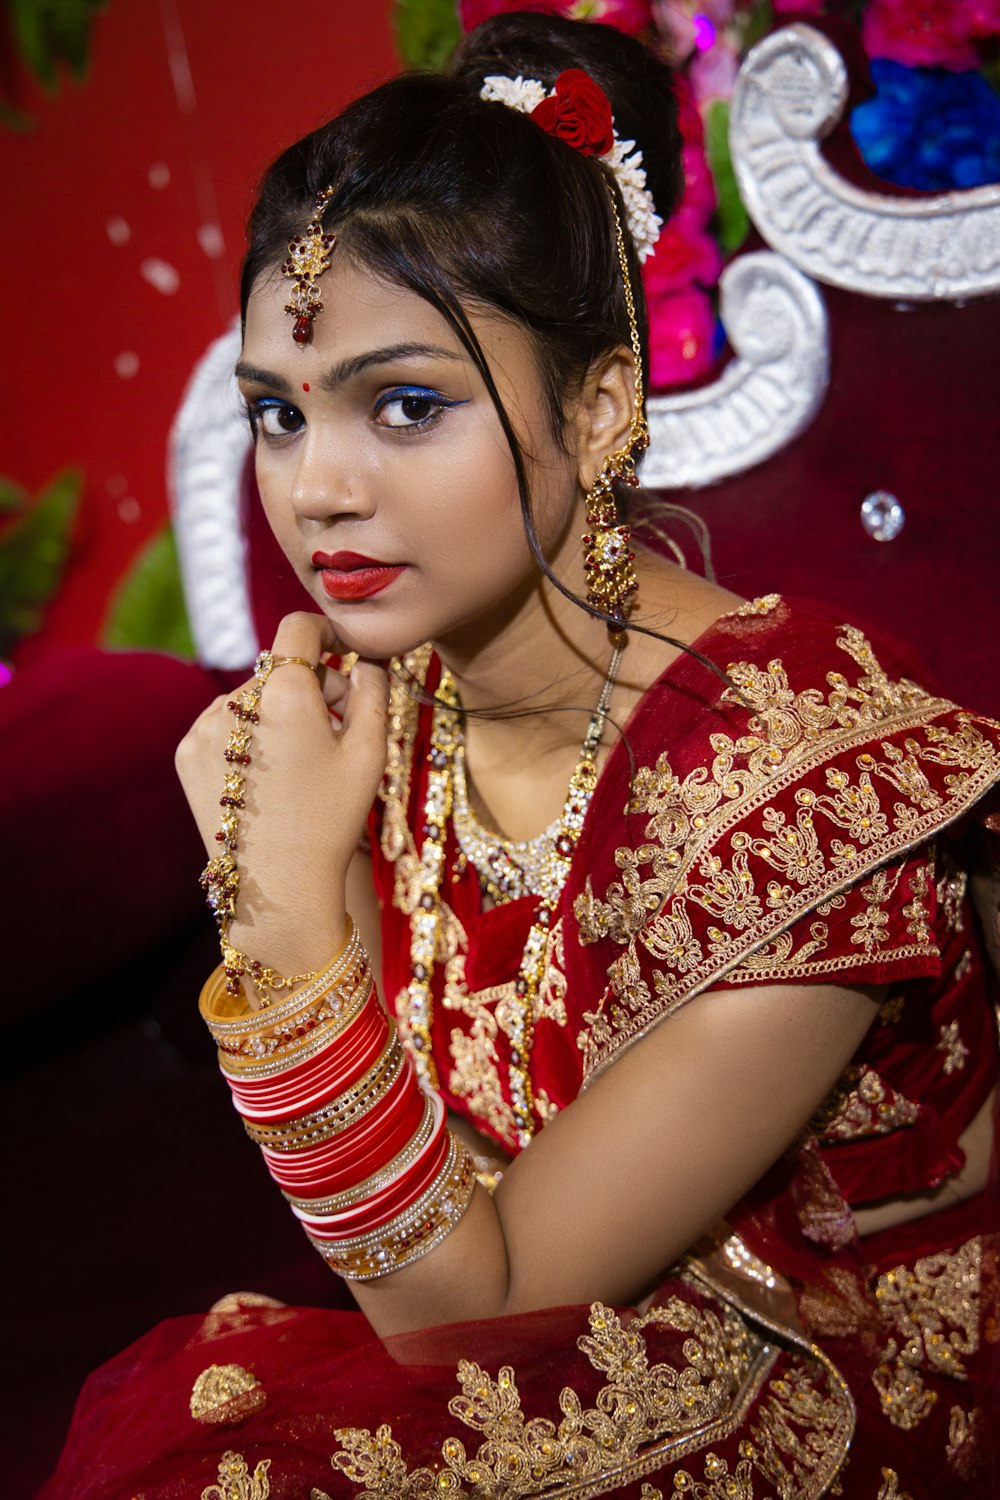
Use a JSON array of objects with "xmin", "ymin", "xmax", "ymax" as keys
[
  {"xmin": 392, "ymin": 0, "xmax": 461, "ymax": 71},
  {"xmin": 6, "ymin": 0, "xmax": 107, "ymax": 95},
  {"xmin": 704, "ymin": 99, "xmax": 750, "ymax": 256},
  {"xmin": 103, "ymin": 523, "xmax": 196, "ymax": 659},
  {"xmin": 0, "ymin": 468, "xmax": 81, "ymax": 653},
  {"xmin": 0, "ymin": 477, "xmax": 28, "ymax": 513}
]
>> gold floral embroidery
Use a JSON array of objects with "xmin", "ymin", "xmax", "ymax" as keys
[
  {"xmin": 946, "ymin": 1403, "xmax": 981, "ymax": 1481},
  {"xmin": 574, "ymin": 628, "xmax": 1000, "ymax": 1083},
  {"xmin": 901, "ymin": 860, "xmax": 933, "ymax": 945},
  {"xmin": 872, "ymin": 1238, "xmax": 981, "ymax": 1429},
  {"xmin": 954, "ymin": 948, "xmax": 972, "ymax": 982},
  {"xmin": 745, "ymin": 1362, "xmax": 853, "ymax": 1496},
  {"xmin": 330, "ymin": 1299, "xmax": 781, "ymax": 1499},
  {"xmin": 876, "ymin": 1471, "xmax": 913, "ymax": 1500},
  {"xmin": 938, "ymin": 865, "xmax": 968, "ymax": 932},
  {"xmin": 201, "ymin": 1452, "xmax": 271, "ymax": 1500},
  {"xmin": 809, "ymin": 1066, "xmax": 919, "ymax": 1142},
  {"xmin": 732, "ymin": 594, "xmax": 782, "ymax": 617},
  {"xmin": 190, "ymin": 1364, "xmax": 266, "ymax": 1426},
  {"xmin": 673, "ymin": 1449, "xmax": 757, "ymax": 1498},
  {"xmin": 937, "ymin": 1020, "xmax": 969, "ymax": 1074}
]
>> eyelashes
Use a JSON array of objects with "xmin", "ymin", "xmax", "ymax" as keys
[
  {"xmin": 243, "ymin": 397, "xmax": 304, "ymax": 440},
  {"xmin": 373, "ymin": 386, "xmax": 469, "ymax": 432},
  {"xmin": 241, "ymin": 386, "xmax": 470, "ymax": 442}
]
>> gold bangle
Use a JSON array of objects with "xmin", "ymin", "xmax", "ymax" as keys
[
  {"xmin": 242, "ymin": 1031, "xmax": 405, "ymax": 1151},
  {"xmin": 306, "ymin": 1134, "xmax": 477, "ymax": 1281},
  {"xmin": 281, "ymin": 1093, "xmax": 439, "ymax": 1216},
  {"xmin": 219, "ymin": 969, "xmax": 376, "ymax": 1081},
  {"xmin": 200, "ymin": 919, "xmax": 360, "ymax": 1035}
]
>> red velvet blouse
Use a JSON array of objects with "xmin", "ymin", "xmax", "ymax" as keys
[{"xmin": 371, "ymin": 595, "xmax": 1000, "ymax": 1255}]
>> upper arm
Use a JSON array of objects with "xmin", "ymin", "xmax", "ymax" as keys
[{"xmin": 492, "ymin": 979, "xmax": 880, "ymax": 1314}]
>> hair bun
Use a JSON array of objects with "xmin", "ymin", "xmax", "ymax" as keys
[{"xmin": 453, "ymin": 12, "xmax": 682, "ymax": 225}]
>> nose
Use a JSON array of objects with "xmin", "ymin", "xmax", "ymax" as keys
[{"xmin": 288, "ymin": 428, "xmax": 373, "ymax": 524}]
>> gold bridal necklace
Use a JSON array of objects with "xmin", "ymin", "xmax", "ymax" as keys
[{"xmin": 405, "ymin": 644, "xmax": 623, "ymax": 1149}]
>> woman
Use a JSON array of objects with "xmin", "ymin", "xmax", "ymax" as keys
[{"xmin": 43, "ymin": 13, "xmax": 1000, "ymax": 1499}]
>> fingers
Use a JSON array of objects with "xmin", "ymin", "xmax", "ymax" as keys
[
  {"xmin": 340, "ymin": 660, "xmax": 390, "ymax": 741},
  {"xmin": 271, "ymin": 611, "xmax": 343, "ymax": 664}
]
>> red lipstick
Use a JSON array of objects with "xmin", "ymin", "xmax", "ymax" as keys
[{"xmin": 312, "ymin": 551, "xmax": 406, "ymax": 602}]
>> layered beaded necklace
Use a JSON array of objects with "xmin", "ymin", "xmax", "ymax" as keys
[{"xmin": 405, "ymin": 646, "xmax": 622, "ymax": 1149}]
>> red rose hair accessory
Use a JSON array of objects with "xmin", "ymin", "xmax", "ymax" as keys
[
  {"xmin": 282, "ymin": 186, "xmax": 336, "ymax": 346},
  {"xmin": 530, "ymin": 68, "xmax": 615, "ymax": 157},
  {"xmin": 480, "ymin": 70, "xmax": 662, "ymax": 261}
]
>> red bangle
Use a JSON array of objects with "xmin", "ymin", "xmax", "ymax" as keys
[
  {"xmin": 227, "ymin": 1001, "xmax": 390, "ymax": 1116},
  {"xmin": 263, "ymin": 1084, "xmax": 426, "ymax": 1197},
  {"xmin": 298, "ymin": 1126, "xmax": 449, "ymax": 1238}
]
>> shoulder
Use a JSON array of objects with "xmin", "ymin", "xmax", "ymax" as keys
[{"xmin": 566, "ymin": 594, "xmax": 1000, "ymax": 1082}]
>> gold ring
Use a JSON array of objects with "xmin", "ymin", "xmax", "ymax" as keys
[{"xmin": 271, "ymin": 655, "xmax": 315, "ymax": 672}]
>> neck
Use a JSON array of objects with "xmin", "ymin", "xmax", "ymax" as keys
[{"xmin": 432, "ymin": 523, "xmax": 620, "ymax": 755}]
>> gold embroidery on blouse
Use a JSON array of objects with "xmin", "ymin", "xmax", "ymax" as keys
[
  {"xmin": 946, "ymin": 1403, "xmax": 981, "ymax": 1481},
  {"xmin": 872, "ymin": 1238, "xmax": 981, "ymax": 1429},
  {"xmin": 938, "ymin": 865, "xmax": 968, "ymax": 932},
  {"xmin": 876, "ymin": 1471, "xmax": 913, "ymax": 1500},
  {"xmin": 733, "ymin": 594, "xmax": 782, "ymax": 617},
  {"xmin": 937, "ymin": 1020, "xmax": 969, "ymax": 1074},
  {"xmin": 190, "ymin": 1364, "xmax": 266, "ymax": 1426},
  {"xmin": 573, "ymin": 628, "xmax": 1000, "ymax": 1084},
  {"xmin": 809, "ymin": 1066, "xmax": 920, "ymax": 1142},
  {"xmin": 954, "ymin": 948, "xmax": 972, "ymax": 982},
  {"xmin": 330, "ymin": 1299, "xmax": 781, "ymax": 1499},
  {"xmin": 201, "ymin": 1452, "xmax": 271, "ymax": 1500}
]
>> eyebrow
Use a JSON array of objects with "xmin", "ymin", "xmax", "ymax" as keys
[{"xmin": 234, "ymin": 342, "xmax": 466, "ymax": 395}]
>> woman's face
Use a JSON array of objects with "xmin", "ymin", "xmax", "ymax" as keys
[{"xmin": 238, "ymin": 255, "xmax": 582, "ymax": 661}]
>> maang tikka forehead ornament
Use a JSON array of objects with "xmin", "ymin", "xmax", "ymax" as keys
[{"xmin": 282, "ymin": 186, "xmax": 336, "ymax": 345}]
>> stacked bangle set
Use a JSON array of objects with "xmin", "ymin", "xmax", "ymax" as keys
[{"xmin": 200, "ymin": 920, "xmax": 476, "ymax": 1280}]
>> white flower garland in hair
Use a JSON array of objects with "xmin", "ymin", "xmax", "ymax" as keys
[{"xmin": 480, "ymin": 73, "xmax": 663, "ymax": 262}]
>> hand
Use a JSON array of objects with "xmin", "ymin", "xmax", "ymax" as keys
[{"xmin": 176, "ymin": 612, "xmax": 389, "ymax": 975}]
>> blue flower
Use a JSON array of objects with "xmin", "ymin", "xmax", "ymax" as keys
[{"xmin": 851, "ymin": 59, "xmax": 1000, "ymax": 192}]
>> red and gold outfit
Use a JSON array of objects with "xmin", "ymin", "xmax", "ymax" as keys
[{"xmin": 41, "ymin": 597, "xmax": 1000, "ymax": 1499}]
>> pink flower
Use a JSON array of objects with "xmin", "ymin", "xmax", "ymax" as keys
[
  {"xmin": 772, "ymin": 0, "xmax": 825, "ymax": 12},
  {"xmin": 566, "ymin": 0, "xmax": 654, "ymax": 33},
  {"xmin": 862, "ymin": 0, "xmax": 983, "ymax": 71},
  {"xmin": 689, "ymin": 35, "xmax": 739, "ymax": 104},
  {"xmin": 681, "ymin": 142, "xmax": 717, "ymax": 222},
  {"xmin": 673, "ymin": 72, "xmax": 705, "ymax": 147},
  {"xmin": 647, "ymin": 286, "xmax": 717, "ymax": 387},
  {"xmin": 459, "ymin": 0, "xmax": 654, "ymax": 34},
  {"xmin": 642, "ymin": 212, "xmax": 722, "ymax": 294},
  {"xmin": 654, "ymin": 0, "xmax": 736, "ymax": 60},
  {"xmin": 966, "ymin": 0, "xmax": 1000, "ymax": 33}
]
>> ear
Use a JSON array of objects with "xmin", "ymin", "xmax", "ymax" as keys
[{"xmin": 571, "ymin": 346, "xmax": 636, "ymax": 494}]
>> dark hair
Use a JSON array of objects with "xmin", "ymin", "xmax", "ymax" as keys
[{"xmin": 241, "ymin": 13, "xmax": 683, "ymax": 636}]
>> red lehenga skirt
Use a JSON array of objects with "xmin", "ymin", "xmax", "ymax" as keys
[{"xmin": 38, "ymin": 1189, "xmax": 999, "ymax": 1500}]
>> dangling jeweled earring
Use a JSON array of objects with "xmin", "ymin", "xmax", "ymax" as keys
[{"xmin": 582, "ymin": 192, "xmax": 650, "ymax": 638}]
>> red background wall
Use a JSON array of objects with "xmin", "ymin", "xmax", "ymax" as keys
[{"xmin": 1, "ymin": 0, "xmax": 398, "ymax": 663}]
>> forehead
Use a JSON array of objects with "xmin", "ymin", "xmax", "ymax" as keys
[
  {"xmin": 242, "ymin": 254, "xmax": 535, "ymax": 392},
  {"xmin": 245, "ymin": 256, "xmax": 454, "ymax": 350}
]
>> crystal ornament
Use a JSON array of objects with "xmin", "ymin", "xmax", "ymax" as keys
[{"xmin": 860, "ymin": 490, "xmax": 905, "ymax": 542}]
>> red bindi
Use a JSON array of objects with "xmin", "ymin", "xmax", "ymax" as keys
[{"xmin": 302, "ymin": 382, "xmax": 310, "ymax": 392}]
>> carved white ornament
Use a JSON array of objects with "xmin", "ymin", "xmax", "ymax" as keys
[
  {"xmin": 642, "ymin": 251, "xmax": 829, "ymax": 490},
  {"xmin": 729, "ymin": 24, "xmax": 1000, "ymax": 302},
  {"xmin": 169, "ymin": 319, "xmax": 257, "ymax": 669}
]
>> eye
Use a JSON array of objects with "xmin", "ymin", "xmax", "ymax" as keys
[
  {"xmin": 373, "ymin": 386, "xmax": 464, "ymax": 432},
  {"xmin": 245, "ymin": 398, "xmax": 304, "ymax": 440}
]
